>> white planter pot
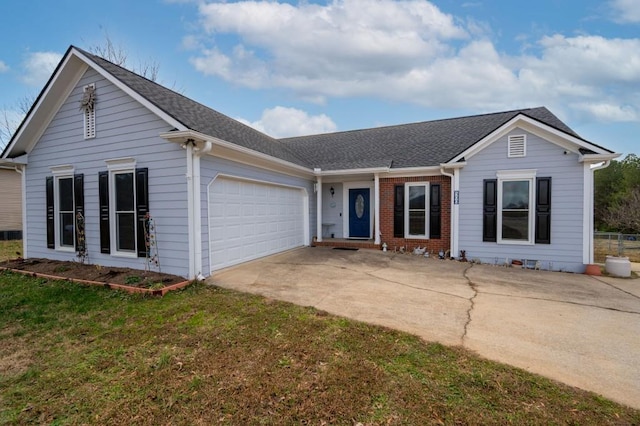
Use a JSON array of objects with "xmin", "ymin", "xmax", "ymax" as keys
[{"xmin": 605, "ymin": 255, "xmax": 631, "ymax": 278}]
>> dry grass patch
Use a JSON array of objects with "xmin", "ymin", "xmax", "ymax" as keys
[
  {"xmin": 0, "ymin": 240, "xmax": 21, "ymax": 262},
  {"xmin": 1, "ymin": 271, "xmax": 638, "ymax": 425}
]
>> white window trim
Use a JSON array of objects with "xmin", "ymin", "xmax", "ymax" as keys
[
  {"xmin": 496, "ymin": 169, "xmax": 536, "ymax": 245},
  {"xmin": 106, "ymin": 158, "xmax": 137, "ymax": 257},
  {"xmin": 508, "ymin": 134, "xmax": 526, "ymax": 158},
  {"xmin": 106, "ymin": 157, "xmax": 136, "ymax": 171},
  {"xmin": 404, "ymin": 182, "xmax": 430, "ymax": 239},
  {"xmin": 53, "ymin": 173, "xmax": 75, "ymax": 252}
]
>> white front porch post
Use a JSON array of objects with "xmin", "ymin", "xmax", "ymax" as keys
[
  {"xmin": 374, "ymin": 173, "xmax": 381, "ymax": 244},
  {"xmin": 451, "ymin": 168, "xmax": 460, "ymax": 258},
  {"xmin": 316, "ymin": 172, "xmax": 323, "ymax": 242}
]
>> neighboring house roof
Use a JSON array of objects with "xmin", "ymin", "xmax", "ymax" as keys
[{"xmin": 2, "ymin": 45, "xmax": 615, "ymax": 172}]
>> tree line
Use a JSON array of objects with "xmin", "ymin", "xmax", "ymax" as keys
[{"xmin": 595, "ymin": 153, "xmax": 640, "ymax": 234}]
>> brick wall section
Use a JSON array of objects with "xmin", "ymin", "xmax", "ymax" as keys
[{"xmin": 380, "ymin": 176, "xmax": 451, "ymax": 255}]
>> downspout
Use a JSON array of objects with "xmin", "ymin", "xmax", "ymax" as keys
[
  {"xmin": 15, "ymin": 165, "xmax": 27, "ymax": 258},
  {"xmin": 183, "ymin": 140, "xmax": 195, "ymax": 279},
  {"xmin": 440, "ymin": 166, "xmax": 458, "ymax": 258},
  {"xmin": 192, "ymin": 141, "xmax": 212, "ymax": 279},
  {"xmin": 586, "ymin": 160, "xmax": 611, "ymax": 264},
  {"xmin": 374, "ymin": 173, "xmax": 380, "ymax": 244}
]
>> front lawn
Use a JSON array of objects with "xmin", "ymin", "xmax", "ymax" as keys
[{"xmin": 1, "ymin": 272, "xmax": 638, "ymax": 424}]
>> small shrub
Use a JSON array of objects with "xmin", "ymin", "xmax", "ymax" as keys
[{"xmin": 124, "ymin": 275, "xmax": 141, "ymax": 285}]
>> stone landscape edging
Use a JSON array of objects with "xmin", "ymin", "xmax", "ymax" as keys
[{"xmin": 0, "ymin": 266, "xmax": 193, "ymax": 296}]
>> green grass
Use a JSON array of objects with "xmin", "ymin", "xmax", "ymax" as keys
[
  {"xmin": 1, "ymin": 271, "xmax": 638, "ymax": 425},
  {"xmin": 0, "ymin": 240, "xmax": 22, "ymax": 262}
]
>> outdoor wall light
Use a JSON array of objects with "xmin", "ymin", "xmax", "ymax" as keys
[{"xmin": 330, "ymin": 186, "xmax": 335, "ymax": 197}]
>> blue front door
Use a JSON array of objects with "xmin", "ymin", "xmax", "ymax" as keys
[{"xmin": 349, "ymin": 188, "xmax": 370, "ymax": 238}]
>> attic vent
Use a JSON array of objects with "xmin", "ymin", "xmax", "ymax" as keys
[
  {"xmin": 508, "ymin": 134, "xmax": 526, "ymax": 158},
  {"xmin": 82, "ymin": 84, "xmax": 96, "ymax": 139}
]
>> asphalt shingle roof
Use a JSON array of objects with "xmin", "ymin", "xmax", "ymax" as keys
[
  {"xmin": 77, "ymin": 47, "xmax": 607, "ymax": 172},
  {"xmin": 280, "ymin": 108, "xmax": 583, "ymax": 170},
  {"xmin": 77, "ymin": 47, "xmax": 311, "ymax": 167}
]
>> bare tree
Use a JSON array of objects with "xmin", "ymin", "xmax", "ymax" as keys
[
  {"xmin": 606, "ymin": 187, "xmax": 640, "ymax": 233},
  {"xmin": 0, "ymin": 109, "xmax": 15, "ymax": 150},
  {"xmin": 87, "ymin": 33, "xmax": 159, "ymax": 82}
]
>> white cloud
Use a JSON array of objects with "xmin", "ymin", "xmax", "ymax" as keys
[
  {"xmin": 238, "ymin": 106, "xmax": 337, "ymax": 138},
  {"xmin": 21, "ymin": 51, "xmax": 62, "ymax": 86},
  {"xmin": 187, "ymin": 0, "xmax": 640, "ymax": 124},
  {"xmin": 610, "ymin": 0, "xmax": 640, "ymax": 23},
  {"xmin": 571, "ymin": 103, "xmax": 639, "ymax": 122},
  {"xmin": 0, "ymin": 61, "xmax": 8, "ymax": 73}
]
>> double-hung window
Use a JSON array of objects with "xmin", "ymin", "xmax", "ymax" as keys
[
  {"xmin": 100, "ymin": 158, "xmax": 149, "ymax": 257},
  {"xmin": 405, "ymin": 182, "xmax": 429, "ymax": 239},
  {"xmin": 46, "ymin": 166, "xmax": 84, "ymax": 251},
  {"xmin": 57, "ymin": 176, "xmax": 75, "ymax": 248},
  {"xmin": 483, "ymin": 170, "xmax": 551, "ymax": 245},
  {"xmin": 114, "ymin": 171, "xmax": 136, "ymax": 253}
]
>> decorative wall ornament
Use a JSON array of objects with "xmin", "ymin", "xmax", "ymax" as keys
[
  {"xmin": 80, "ymin": 84, "xmax": 96, "ymax": 112},
  {"xmin": 144, "ymin": 212, "xmax": 161, "ymax": 272},
  {"xmin": 75, "ymin": 211, "xmax": 88, "ymax": 264}
]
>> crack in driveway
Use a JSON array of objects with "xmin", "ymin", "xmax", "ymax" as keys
[
  {"xmin": 461, "ymin": 263, "xmax": 477, "ymax": 345},
  {"xmin": 478, "ymin": 290, "xmax": 640, "ymax": 315}
]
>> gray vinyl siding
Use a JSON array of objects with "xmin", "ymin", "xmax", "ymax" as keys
[
  {"xmin": 199, "ymin": 155, "xmax": 316, "ymax": 274},
  {"xmin": 321, "ymin": 183, "xmax": 343, "ymax": 238},
  {"xmin": 25, "ymin": 68, "xmax": 190, "ymax": 277},
  {"xmin": 458, "ymin": 129, "xmax": 586, "ymax": 272}
]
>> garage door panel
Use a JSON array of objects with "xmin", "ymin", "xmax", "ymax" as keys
[{"xmin": 210, "ymin": 177, "xmax": 305, "ymax": 271}]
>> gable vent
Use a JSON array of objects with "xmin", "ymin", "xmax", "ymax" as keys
[
  {"xmin": 508, "ymin": 134, "xmax": 526, "ymax": 158},
  {"xmin": 84, "ymin": 109, "xmax": 96, "ymax": 139}
]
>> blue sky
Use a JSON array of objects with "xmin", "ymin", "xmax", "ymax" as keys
[{"xmin": 1, "ymin": 0, "xmax": 638, "ymax": 156}]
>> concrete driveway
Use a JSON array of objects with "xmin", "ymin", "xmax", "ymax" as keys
[{"xmin": 209, "ymin": 247, "xmax": 640, "ymax": 409}]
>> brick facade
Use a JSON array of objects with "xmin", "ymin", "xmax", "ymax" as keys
[{"xmin": 379, "ymin": 176, "xmax": 451, "ymax": 255}]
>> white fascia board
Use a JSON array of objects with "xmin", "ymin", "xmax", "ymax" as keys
[
  {"xmin": 579, "ymin": 153, "xmax": 621, "ymax": 163},
  {"xmin": 381, "ymin": 166, "xmax": 443, "ymax": 177},
  {"xmin": 439, "ymin": 162, "xmax": 467, "ymax": 170},
  {"xmin": 160, "ymin": 129, "xmax": 315, "ymax": 178},
  {"xmin": 71, "ymin": 48, "xmax": 187, "ymax": 132},
  {"xmin": 5, "ymin": 55, "xmax": 88, "ymax": 158},
  {"xmin": 449, "ymin": 114, "xmax": 615, "ymax": 163},
  {"xmin": 0, "ymin": 155, "xmax": 28, "ymax": 165},
  {"xmin": 317, "ymin": 167, "xmax": 390, "ymax": 176}
]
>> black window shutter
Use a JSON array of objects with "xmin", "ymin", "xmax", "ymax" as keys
[
  {"xmin": 46, "ymin": 176, "xmax": 54, "ymax": 249},
  {"xmin": 483, "ymin": 179, "xmax": 497, "ymax": 242},
  {"xmin": 535, "ymin": 177, "xmax": 552, "ymax": 244},
  {"xmin": 430, "ymin": 184, "xmax": 441, "ymax": 239},
  {"xmin": 135, "ymin": 168, "xmax": 149, "ymax": 258},
  {"xmin": 393, "ymin": 184, "xmax": 404, "ymax": 238},
  {"xmin": 98, "ymin": 171, "xmax": 111, "ymax": 253},
  {"xmin": 74, "ymin": 174, "xmax": 85, "ymax": 251}
]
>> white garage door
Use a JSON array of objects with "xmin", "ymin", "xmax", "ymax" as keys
[{"xmin": 209, "ymin": 177, "xmax": 305, "ymax": 271}]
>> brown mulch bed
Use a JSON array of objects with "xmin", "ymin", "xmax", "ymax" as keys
[{"xmin": 0, "ymin": 258, "xmax": 186, "ymax": 288}]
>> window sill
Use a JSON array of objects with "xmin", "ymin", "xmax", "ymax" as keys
[
  {"xmin": 497, "ymin": 240, "xmax": 534, "ymax": 246},
  {"xmin": 110, "ymin": 251, "xmax": 138, "ymax": 259},
  {"xmin": 404, "ymin": 235, "xmax": 429, "ymax": 240},
  {"xmin": 55, "ymin": 247, "xmax": 75, "ymax": 253}
]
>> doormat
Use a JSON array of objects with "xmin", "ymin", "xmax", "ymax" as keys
[{"xmin": 333, "ymin": 247, "xmax": 359, "ymax": 251}]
